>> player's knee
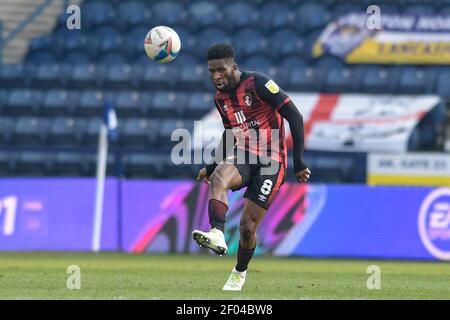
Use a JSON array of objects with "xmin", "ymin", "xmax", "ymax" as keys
[
  {"xmin": 239, "ymin": 222, "xmax": 256, "ymax": 243},
  {"xmin": 210, "ymin": 172, "xmax": 228, "ymax": 191}
]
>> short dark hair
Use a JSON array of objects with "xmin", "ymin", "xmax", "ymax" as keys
[{"xmin": 206, "ymin": 43, "xmax": 235, "ymax": 61}]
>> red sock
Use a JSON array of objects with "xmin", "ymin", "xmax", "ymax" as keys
[
  {"xmin": 236, "ymin": 242, "xmax": 255, "ymax": 272},
  {"xmin": 208, "ymin": 199, "xmax": 228, "ymax": 232}
]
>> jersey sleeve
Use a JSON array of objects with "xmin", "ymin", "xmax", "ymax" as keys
[
  {"xmin": 253, "ymin": 72, "xmax": 291, "ymax": 111},
  {"xmin": 214, "ymin": 98, "xmax": 231, "ymax": 129}
]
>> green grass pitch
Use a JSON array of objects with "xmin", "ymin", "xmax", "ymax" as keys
[{"xmin": 0, "ymin": 252, "xmax": 449, "ymax": 300}]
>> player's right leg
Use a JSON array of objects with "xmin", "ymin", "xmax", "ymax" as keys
[{"xmin": 192, "ymin": 163, "xmax": 243, "ymax": 255}]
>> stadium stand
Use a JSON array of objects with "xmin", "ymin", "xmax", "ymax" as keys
[{"xmin": 0, "ymin": 0, "xmax": 449, "ymax": 182}]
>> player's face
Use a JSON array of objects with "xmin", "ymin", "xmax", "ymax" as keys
[{"xmin": 207, "ymin": 59, "xmax": 237, "ymax": 91}]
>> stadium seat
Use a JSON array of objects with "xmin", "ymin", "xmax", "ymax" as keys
[
  {"xmin": 259, "ymin": 2, "xmax": 294, "ymax": 31},
  {"xmin": 63, "ymin": 33, "xmax": 98, "ymax": 60},
  {"xmin": 0, "ymin": 151, "xmax": 16, "ymax": 176},
  {"xmin": 28, "ymin": 36, "xmax": 64, "ymax": 61},
  {"xmin": 436, "ymin": 69, "xmax": 450, "ymax": 98},
  {"xmin": 15, "ymin": 151, "xmax": 51, "ymax": 176},
  {"xmin": 26, "ymin": 51, "xmax": 57, "ymax": 64},
  {"xmin": 242, "ymin": 56, "xmax": 273, "ymax": 71},
  {"xmin": 139, "ymin": 64, "xmax": 174, "ymax": 90},
  {"xmin": 323, "ymin": 66, "xmax": 362, "ymax": 93},
  {"xmin": 81, "ymin": 0, "xmax": 116, "ymax": 30},
  {"xmin": 268, "ymin": 30, "xmax": 307, "ymax": 62},
  {"xmin": 331, "ymin": 2, "xmax": 364, "ymax": 16},
  {"xmin": 286, "ymin": 66, "xmax": 324, "ymax": 92},
  {"xmin": 360, "ymin": 66, "xmax": 399, "ymax": 93},
  {"xmin": 176, "ymin": 65, "xmax": 208, "ymax": 91},
  {"xmin": 5, "ymin": 89, "xmax": 44, "ymax": 116},
  {"xmin": 47, "ymin": 117, "xmax": 87, "ymax": 147},
  {"xmin": 104, "ymin": 65, "xmax": 139, "ymax": 89},
  {"xmin": 83, "ymin": 118, "xmax": 103, "ymax": 146},
  {"xmin": 0, "ymin": 117, "xmax": 15, "ymax": 145},
  {"xmin": 151, "ymin": 92, "xmax": 187, "ymax": 118},
  {"xmin": 83, "ymin": 152, "xmax": 117, "ymax": 177},
  {"xmin": 77, "ymin": 90, "xmax": 110, "ymax": 117},
  {"xmin": 0, "ymin": 89, "xmax": 7, "ymax": 112},
  {"xmin": 158, "ymin": 119, "xmax": 195, "ymax": 149},
  {"xmin": 233, "ymin": 28, "xmax": 264, "ymax": 59},
  {"xmin": 123, "ymin": 153, "xmax": 163, "ymax": 178},
  {"xmin": 186, "ymin": 92, "xmax": 214, "ymax": 119},
  {"xmin": 62, "ymin": 51, "xmax": 92, "ymax": 64},
  {"xmin": 41, "ymin": 90, "xmax": 79, "ymax": 116},
  {"xmin": 0, "ymin": 64, "xmax": 32, "ymax": 87},
  {"xmin": 12, "ymin": 117, "xmax": 50, "ymax": 146},
  {"xmin": 187, "ymin": 1, "xmax": 222, "ymax": 30},
  {"xmin": 119, "ymin": 118, "xmax": 159, "ymax": 148},
  {"xmin": 31, "ymin": 64, "xmax": 70, "ymax": 88},
  {"xmin": 222, "ymin": 2, "xmax": 258, "ymax": 32},
  {"xmin": 397, "ymin": 67, "xmax": 434, "ymax": 94},
  {"xmin": 115, "ymin": 91, "xmax": 149, "ymax": 117},
  {"xmin": 151, "ymin": 1, "xmax": 188, "ymax": 29},
  {"xmin": 404, "ymin": 4, "xmax": 435, "ymax": 15},
  {"xmin": 68, "ymin": 64, "xmax": 105, "ymax": 88},
  {"xmin": 114, "ymin": 1, "xmax": 150, "ymax": 30},
  {"xmin": 52, "ymin": 152, "xmax": 87, "ymax": 176},
  {"xmin": 294, "ymin": 3, "xmax": 330, "ymax": 32},
  {"xmin": 197, "ymin": 28, "xmax": 230, "ymax": 56}
]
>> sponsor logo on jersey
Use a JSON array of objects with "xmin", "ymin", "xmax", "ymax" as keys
[{"xmin": 265, "ymin": 80, "xmax": 279, "ymax": 94}]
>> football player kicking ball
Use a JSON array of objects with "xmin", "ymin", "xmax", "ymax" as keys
[{"xmin": 193, "ymin": 44, "xmax": 311, "ymax": 291}]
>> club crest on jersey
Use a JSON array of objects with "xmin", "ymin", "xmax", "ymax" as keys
[
  {"xmin": 244, "ymin": 94, "xmax": 252, "ymax": 106},
  {"xmin": 265, "ymin": 80, "xmax": 279, "ymax": 94},
  {"xmin": 222, "ymin": 104, "xmax": 228, "ymax": 112}
]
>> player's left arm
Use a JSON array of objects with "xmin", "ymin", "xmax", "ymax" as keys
[{"xmin": 254, "ymin": 73, "xmax": 311, "ymax": 183}]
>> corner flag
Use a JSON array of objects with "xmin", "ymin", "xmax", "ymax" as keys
[{"xmin": 92, "ymin": 99, "xmax": 118, "ymax": 252}]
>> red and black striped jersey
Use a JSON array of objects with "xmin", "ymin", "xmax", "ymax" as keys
[{"xmin": 214, "ymin": 71, "xmax": 291, "ymax": 167}]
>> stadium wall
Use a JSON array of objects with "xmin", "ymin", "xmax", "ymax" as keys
[{"xmin": 0, "ymin": 178, "xmax": 449, "ymax": 261}]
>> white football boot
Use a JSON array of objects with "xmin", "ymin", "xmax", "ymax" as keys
[
  {"xmin": 222, "ymin": 267, "xmax": 246, "ymax": 291},
  {"xmin": 192, "ymin": 228, "xmax": 228, "ymax": 256}
]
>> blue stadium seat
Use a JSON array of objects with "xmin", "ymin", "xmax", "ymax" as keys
[
  {"xmin": 223, "ymin": 2, "xmax": 258, "ymax": 32},
  {"xmin": 63, "ymin": 33, "xmax": 97, "ymax": 59},
  {"xmin": 174, "ymin": 27, "xmax": 197, "ymax": 55},
  {"xmin": 12, "ymin": 117, "xmax": 49, "ymax": 146},
  {"xmin": 68, "ymin": 64, "xmax": 105, "ymax": 88},
  {"xmin": 77, "ymin": 90, "xmax": 110, "ymax": 116},
  {"xmin": 151, "ymin": 1, "xmax": 188, "ymax": 29},
  {"xmin": 16, "ymin": 151, "xmax": 51, "ymax": 176},
  {"xmin": 29, "ymin": 36, "xmax": 64, "ymax": 60},
  {"xmin": 436, "ymin": 69, "xmax": 450, "ymax": 97},
  {"xmin": 186, "ymin": 92, "xmax": 214, "ymax": 119},
  {"xmin": 259, "ymin": 2, "xmax": 294, "ymax": 31},
  {"xmin": 83, "ymin": 118, "xmax": 103, "ymax": 146},
  {"xmin": 242, "ymin": 56, "xmax": 273, "ymax": 71},
  {"xmin": 0, "ymin": 64, "xmax": 32, "ymax": 87},
  {"xmin": 81, "ymin": 0, "xmax": 116, "ymax": 30},
  {"xmin": 315, "ymin": 56, "xmax": 345, "ymax": 69},
  {"xmin": 5, "ymin": 89, "xmax": 43, "ymax": 115},
  {"xmin": 151, "ymin": 92, "xmax": 187, "ymax": 118},
  {"xmin": 123, "ymin": 153, "xmax": 163, "ymax": 178},
  {"xmin": 361, "ymin": 66, "xmax": 399, "ymax": 93},
  {"xmin": 323, "ymin": 66, "xmax": 361, "ymax": 93},
  {"xmin": 97, "ymin": 52, "xmax": 128, "ymax": 65},
  {"xmin": 52, "ymin": 152, "xmax": 86, "ymax": 176},
  {"xmin": 139, "ymin": 64, "xmax": 174, "ymax": 90},
  {"xmin": 197, "ymin": 28, "xmax": 230, "ymax": 55},
  {"xmin": 268, "ymin": 29, "xmax": 306, "ymax": 61},
  {"xmin": 115, "ymin": 91, "xmax": 148, "ymax": 117},
  {"xmin": 187, "ymin": 1, "xmax": 222, "ymax": 30},
  {"xmin": 286, "ymin": 66, "xmax": 324, "ymax": 92},
  {"xmin": 294, "ymin": 3, "xmax": 330, "ymax": 32},
  {"xmin": 331, "ymin": 2, "xmax": 364, "ymax": 17},
  {"xmin": 47, "ymin": 117, "xmax": 87, "ymax": 147},
  {"xmin": 94, "ymin": 27, "xmax": 123, "ymax": 57},
  {"xmin": 32, "ymin": 64, "xmax": 70, "ymax": 88},
  {"xmin": 26, "ymin": 50, "xmax": 57, "ymax": 64},
  {"xmin": 41, "ymin": 90, "xmax": 79, "ymax": 116},
  {"xmin": 233, "ymin": 28, "xmax": 264, "ymax": 59},
  {"xmin": 0, "ymin": 151, "xmax": 16, "ymax": 176},
  {"xmin": 0, "ymin": 89, "xmax": 7, "ymax": 112},
  {"xmin": 404, "ymin": 5, "xmax": 435, "ymax": 15},
  {"xmin": 114, "ymin": 1, "xmax": 150, "ymax": 30},
  {"xmin": 62, "ymin": 51, "xmax": 92, "ymax": 64},
  {"xmin": 158, "ymin": 119, "xmax": 195, "ymax": 146},
  {"xmin": 119, "ymin": 118, "xmax": 159, "ymax": 148},
  {"xmin": 177, "ymin": 65, "xmax": 208, "ymax": 90},
  {"xmin": 397, "ymin": 67, "xmax": 434, "ymax": 94},
  {"xmin": 104, "ymin": 65, "xmax": 139, "ymax": 88},
  {"xmin": 277, "ymin": 56, "xmax": 307, "ymax": 69},
  {"xmin": 0, "ymin": 117, "xmax": 15, "ymax": 145}
]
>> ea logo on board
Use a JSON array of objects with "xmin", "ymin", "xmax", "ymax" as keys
[{"xmin": 418, "ymin": 188, "xmax": 450, "ymax": 260}]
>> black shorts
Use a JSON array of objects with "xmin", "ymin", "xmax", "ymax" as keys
[{"xmin": 226, "ymin": 150, "xmax": 286, "ymax": 210}]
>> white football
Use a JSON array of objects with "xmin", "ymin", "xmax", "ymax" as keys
[{"xmin": 144, "ymin": 26, "xmax": 181, "ymax": 63}]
